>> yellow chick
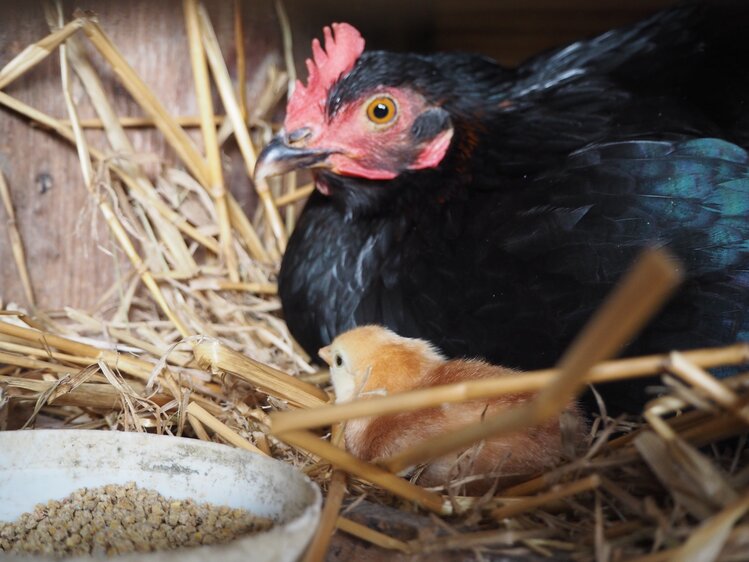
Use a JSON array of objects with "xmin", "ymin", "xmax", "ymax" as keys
[{"xmin": 320, "ymin": 325, "xmax": 584, "ymax": 492}]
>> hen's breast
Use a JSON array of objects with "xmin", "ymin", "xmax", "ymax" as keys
[{"xmin": 278, "ymin": 192, "xmax": 407, "ymax": 358}]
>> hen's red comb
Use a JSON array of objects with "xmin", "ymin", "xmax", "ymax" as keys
[{"xmin": 285, "ymin": 23, "xmax": 365, "ymax": 131}]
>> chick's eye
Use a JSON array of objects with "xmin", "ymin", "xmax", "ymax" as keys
[
  {"xmin": 366, "ymin": 96, "xmax": 397, "ymax": 125},
  {"xmin": 334, "ymin": 353, "xmax": 344, "ymax": 367}
]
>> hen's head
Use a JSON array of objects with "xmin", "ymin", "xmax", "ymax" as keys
[{"xmin": 254, "ymin": 23, "xmax": 454, "ymax": 188}]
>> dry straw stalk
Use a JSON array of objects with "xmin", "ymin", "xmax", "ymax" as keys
[
  {"xmin": 412, "ymin": 528, "xmax": 554, "ymax": 555},
  {"xmin": 186, "ymin": 401, "xmax": 265, "ymax": 455},
  {"xmin": 335, "ymin": 517, "xmax": 413, "ymax": 553},
  {"xmin": 0, "ymin": 90, "xmax": 221, "ymax": 256},
  {"xmin": 196, "ymin": 3, "xmax": 288, "ymax": 254},
  {"xmin": 0, "ymin": 171, "xmax": 35, "ymax": 306},
  {"xmin": 234, "ymin": 0, "xmax": 248, "ymax": 118},
  {"xmin": 0, "ymin": 351, "xmax": 75, "ymax": 375},
  {"xmin": 302, "ymin": 469, "xmax": 348, "ymax": 562},
  {"xmin": 0, "ymin": 17, "xmax": 83, "ymax": 89},
  {"xmin": 183, "ymin": 0, "xmax": 238, "ymax": 283},
  {"xmin": 0, "ymin": 319, "xmax": 148, "ymax": 378},
  {"xmin": 80, "ymin": 14, "xmax": 270, "ymax": 264},
  {"xmin": 0, "ymin": 338, "xmax": 106, "ymax": 368},
  {"xmin": 193, "ymin": 338, "xmax": 328, "ymax": 408},
  {"xmin": 273, "ymin": 0, "xmax": 298, "ymax": 234},
  {"xmin": 667, "ymin": 351, "xmax": 749, "ymax": 424},
  {"xmin": 276, "ymin": 429, "xmax": 447, "ymax": 514},
  {"xmin": 55, "ymin": 17, "xmax": 193, "ymax": 340},
  {"xmin": 491, "ymin": 474, "xmax": 601, "ymax": 520},
  {"xmin": 188, "ymin": 414, "xmax": 211, "ymax": 441},
  {"xmin": 61, "ymin": 23, "xmax": 200, "ymax": 276},
  {"xmin": 81, "ymin": 18, "xmax": 210, "ymax": 186},
  {"xmin": 535, "ymin": 248, "xmax": 682, "ymax": 416},
  {"xmin": 63, "ymin": 115, "xmax": 225, "ymax": 128},
  {"xmin": 275, "ymin": 184, "xmax": 315, "ymax": 207},
  {"xmin": 673, "ymin": 490, "xmax": 749, "ymax": 562},
  {"xmin": 188, "ymin": 279, "xmax": 277, "ymax": 294},
  {"xmin": 1, "ymin": 376, "xmax": 121, "ymax": 410}
]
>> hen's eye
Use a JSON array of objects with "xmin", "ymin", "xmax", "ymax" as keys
[
  {"xmin": 334, "ymin": 353, "xmax": 344, "ymax": 367},
  {"xmin": 366, "ymin": 96, "xmax": 397, "ymax": 125}
]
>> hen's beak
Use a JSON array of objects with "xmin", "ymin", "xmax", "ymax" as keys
[
  {"xmin": 318, "ymin": 345, "xmax": 333, "ymax": 366},
  {"xmin": 253, "ymin": 133, "xmax": 332, "ymax": 182}
]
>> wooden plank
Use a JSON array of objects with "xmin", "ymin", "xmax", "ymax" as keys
[{"xmin": 0, "ymin": 0, "xmax": 279, "ymax": 309}]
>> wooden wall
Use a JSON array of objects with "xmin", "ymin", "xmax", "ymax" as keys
[
  {"xmin": 0, "ymin": 0, "xmax": 675, "ymax": 310},
  {"xmin": 0, "ymin": 0, "xmax": 281, "ymax": 310}
]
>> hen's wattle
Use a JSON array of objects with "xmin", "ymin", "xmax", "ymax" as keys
[{"xmin": 256, "ymin": 3, "xmax": 749, "ymax": 412}]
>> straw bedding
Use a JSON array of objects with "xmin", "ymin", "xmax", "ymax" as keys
[{"xmin": 1, "ymin": 3, "xmax": 748, "ymax": 561}]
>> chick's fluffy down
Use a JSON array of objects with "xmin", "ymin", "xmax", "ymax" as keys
[
  {"xmin": 348, "ymin": 360, "xmax": 584, "ymax": 490},
  {"xmin": 325, "ymin": 326, "xmax": 585, "ymax": 492}
]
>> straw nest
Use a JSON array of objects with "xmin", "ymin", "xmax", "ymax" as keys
[{"xmin": 1, "ymin": 3, "xmax": 749, "ymax": 561}]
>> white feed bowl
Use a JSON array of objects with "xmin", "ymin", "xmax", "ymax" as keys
[{"xmin": 0, "ymin": 429, "xmax": 321, "ymax": 562}]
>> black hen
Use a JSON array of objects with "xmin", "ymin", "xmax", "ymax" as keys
[{"xmin": 255, "ymin": 3, "xmax": 749, "ymax": 411}]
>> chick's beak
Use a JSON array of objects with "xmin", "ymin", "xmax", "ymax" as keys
[
  {"xmin": 318, "ymin": 345, "xmax": 333, "ymax": 366},
  {"xmin": 253, "ymin": 131, "xmax": 332, "ymax": 182}
]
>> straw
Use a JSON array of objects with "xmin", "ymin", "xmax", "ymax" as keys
[
  {"xmin": 0, "ymin": 17, "xmax": 84, "ymax": 89},
  {"xmin": 0, "ymin": 90, "xmax": 221, "ymax": 256},
  {"xmin": 535, "ymin": 248, "xmax": 681, "ymax": 417},
  {"xmin": 0, "ymin": 338, "xmax": 113, "ymax": 369},
  {"xmin": 188, "ymin": 279, "xmax": 277, "ymax": 294},
  {"xmin": 63, "ymin": 115, "xmax": 225, "ymax": 128},
  {"xmin": 336, "ymin": 517, "xmax": 413, "ymax": 553},
  {"xmin": 0, "ymin": 171, "xmax": 35, "ymax": 306},
  {"xmin": 1, "ymin": 375, "xmax": 122, "ymax": 410},
  {"xmin": 193, "ymin": 338, "xmax": 328, "ymax": 408},
  {"xmin": 275, "ymin": 183, "xmax": 314, "ymax": 207},
  {"xmin": 81, "ymin": 18, "xmax": 211, "ymax": 186},
  {"xmin": 55, "ymin": 17, "xmax": 193, "ymax": 340},
  {"xmin": 1, "ymin": 92, "xmax": 241, "ymax": 266},
  {"xmin": 183, "ymin": 0, "xmax": 238, "ymax": 282},
  {"xmin": 411, "ymin": 528, "xmax": 555, "ymax": 554},
  {"xmin": 274, "ymin": 0, "xmax": 298, "ymax": 234},
  {"xmin": 64, "ymin": 309, "xmax": 193, "ymax": 367},
  {"xmin": 274, "ymin": 0, "xmax": 296, "ymax": 98},
  {"xmin": 0, "ymin": 318, "xmax": 166, "ymax": 383},
  {"xmin": 61, "ymin": 26, "xmax": 200, "ymax": 275},
  {"xmin": 635, "ymin": 423, "xmax": 738, "ymax": 519},
  {"xmin": 629, "ymin": 525, "xmax": 749, "ymax": 562},
  {"xmin": 302, "ymin": 469, "xmax": 348, "ymax": 562},
  {"xmin": 77, "ymin": 17, "xmax": 266, "ymax": 265},
  {"xmin": 234, "ymin": 0, "xmax": 248, "ymax": 119},
  {"xmin": 186, "ymin": 401, "xmax": 266, "ymax": 455},
  {"xmin": 275, "ymin": 429, "xmax": 447, "ymax": 514},
  {"xmin": 666, "ymin": 351, "xmax": 749, "ymax": 424},
  {"xmin": 188, "ymin": 414, "xmax": 211, "ymax": 441},
  {"xmin": 196, "ymin": 3, "xmax": 288, "ymax": 254},
  {"xmin": 226, "ymin": 197, "xmax": 271, "ymax": 263},
  {"xmin": 673, "ymin": 489, "xmax": 749, "ymax": 562},
  {"xmin": 0, "ymin": 350, "xmax": 77, "ymax": 375},
  {"xmin": 492, "ymin": 474, "xmax": 601, "ymax": 520}
]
